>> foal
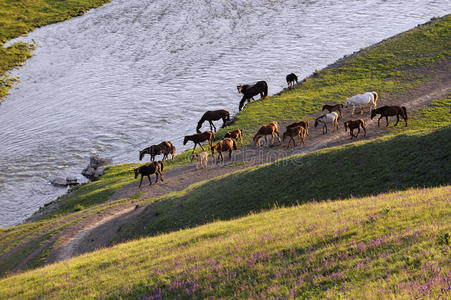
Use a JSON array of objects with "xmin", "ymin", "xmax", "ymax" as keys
[
  {"xmin": 283, "ymin": 126, "xmax": 305, "ymax": 148},
  {"xmin": 134, "ymin": 161, "xmax": 164, "ymax": 188},
  {"xmin": 371, "ymin": 105, "xmax": 408, "ymax": 127},
  {"xmin": 344, "ymin": 119, "xmax": 366, "ymax": 139},
  {"xmin": 191, "ymin": 152, "xmax": 209, "ymax": 169}
]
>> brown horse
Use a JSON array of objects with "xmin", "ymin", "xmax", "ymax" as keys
[
  {"xmin": 286, "ymin": 73, "xmax": 298, "ymax": 88},
  {"xmin": 211, "ymin": 138, "xmax": 237, "ymax": 163},
  {"xmin": 139, "ymin": 141, "xmax": 175, "ymax": 161},
  {"xmin": 253, "ymin": 121, "xmax": 281, "ymax": 146},
  {"xmin": 287, "ymin": 120, "xmax": 309, "ymax": 136},
  {"xmin": 322, "ymin": 104, "xmax": 343, "ymax": 119},
  {"xmin": 237, "ymin": 81, "xmax": 268, "ymax": 111},
  {"xmin": 134, "ymin": 161, "xmax": 164, "ymax": 188},
  {"xmin": 371, "ymin": 105, "xmax": 408, "ymax": 127},
  {"xmin": 224, "ymin": 129, "xmax": 243, "ymax": 144},
  {"xmin": 196, "ymin": 109, "xmax": 230, "ymax": 133},
  {"xmin": 183, "ymin": 131, "xmax": 215, "ymax": 153},
  {"xmin": 344, "ymin": 119, "xmax": 366, "ymax": 139},
  {"xmin": 283, "ymin": 126, "xmax": 305, "ymax": 148}
]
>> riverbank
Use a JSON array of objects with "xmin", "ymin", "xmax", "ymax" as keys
[
  {"xmin": 0, "ymin": 0, "xmax": 111, "ymax": 102},
  {"xmin": 0, "ymin": 15, "xmax": 449, "ymax": 279}
]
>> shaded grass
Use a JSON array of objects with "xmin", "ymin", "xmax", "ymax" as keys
[
  {"xmin": 0, "ymin": 186, "xmax": 448, "ymax": 299},
  {"xmin": 0, "ymin": 0, "xmax": 112, "ymax": 102},
  {"xmin": 114, "ymin": 125, "xmax": 451, "ymax": 241}
]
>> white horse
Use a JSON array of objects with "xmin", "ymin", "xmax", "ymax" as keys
[
  {"xmin": 314, "ymin": 112, "xmax": 339, "ymax": 134},
  {"xmin": 345, "ymin": 91, "xmax": 378, "ymax": 116}
]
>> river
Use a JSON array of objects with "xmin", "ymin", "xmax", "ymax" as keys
[{"xmin": 0, "ymin": 0, "xmax": 449, "ymax": 227}]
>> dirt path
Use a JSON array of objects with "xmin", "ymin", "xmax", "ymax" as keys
[{"xmin": 42, "ymin": 60, "xmax": 450, "ymax": 264}]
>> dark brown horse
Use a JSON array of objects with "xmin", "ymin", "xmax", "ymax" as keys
[
  {"xmin": 287, "ymin": 120, "xmax": 309, "ymax": 136},
  {"xmin": 253, "ymin": 121, "xmax": 281, "ymax": 146},
  {"xmin": 371, "ymin": 105, "xmax": 408, "ymax": 127},
  {"xmin": 134, "ymin": 161, "xmax": 164, "ymax": 188},
  {"xmin": 322, "ymin": 104, "xmax": 343, "ymax": 119},
  {"xmin": 211, "ymin": 138, "xmax": 237, "ymax": 163},
  {"xmin": 283, "ymin": 126, "xmax": 305, "ymax": 148},
  {"xmin": 286, "ymin": 73, "xmax": 298, "ymax": 88},
  {"xmin": 183, "ymin": 131, "xmax": 215, "ymax": 153},
  {"xmin": 196, "ymin": 109, "xmax": 230, "ymax": 133},
  {"xmin": 224, "ymin": 129, "xmax": 243, "ymax": 144},
  {"xmin": 344, "ymin": 119, "xmax": 366, "ymax": 139},
  {"xmin": 139, "ymin": 141, "xmax": 175, "ymax": 161},
  {"xmin": 237, "ymin": 80, "xmax": 268, "ymax": 111}
]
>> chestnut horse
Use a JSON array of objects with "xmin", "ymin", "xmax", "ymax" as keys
[
  {"xmin": 139, "ymin": 141, "xmax": 175, "ymax": 161},
  {"xmin": 237, "ymin": 80, "xmax": 268, "ymax": 111},
  {"xmin": 134, "ymin": 161, "xmax": 164, "ymax": 188},
  {"xmin": 283, "ymin": 126, "xmax": 305, "ymax": 148},
  {"xmin": 344, "ymin": 119, "xmax": 366, "ymax": 139},
  {"xmin": 286, "ymin": 73, "xmax": 298, "ymax": 88},
  {"xmin": 224, "ymin": 129, "xmax": 243, "ymax": 144},
  {"xmin": 253, "ymin": 121, "xmax": 281, "ymax": 146},
  {"xmin": 371, "ymin": 105, "xmax": 408, "ymax": 127},
  {"xmin": 287, "ymin": 120, "xmax": 309, "ymax": 136},
  {"xmin": 211, "ymin": 138, "xmax": 237, "ymax": 163},
  {"xmin": 184, "ymin": 131, "xmax": 215, "ymax": 153},
  {"xmin": 196, "ymin": 109, "xmax": 230, "ymax": 133}
]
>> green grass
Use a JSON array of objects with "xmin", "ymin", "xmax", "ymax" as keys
[
  {"xmin": 215, "ymin": 15, "xmax": 451, "ymax": 142},
  {"xmin": 0, "ymin": 0, "xmax": 112, "ymax": 102},
  {"xmin": 113, "ymin": 124, "xmax": 451, "ymax": 241},
  {"xmin": 0, "ymin": 186, "xmax": 448, "ymax": 299}
]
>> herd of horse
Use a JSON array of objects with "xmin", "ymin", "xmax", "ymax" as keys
[{"xmin": 135, "ymin": 74, "xmax": 409, "ymax": 187}]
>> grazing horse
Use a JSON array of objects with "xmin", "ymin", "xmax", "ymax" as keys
[
  {"xmin": 253, "ymin": 121, "xmax": 281, "ymax": 146},
  {"xmin": 134, "ymin": 161, "xmax": 164, "ymax": 188},
  {"xmin": 139, "ymin": 141, "xmax": 175, "ymax": 161},
  {"xmin": 237, "ymin": 80, "xmax": 268, "ymax": 111},
  {"xmin": 286, "ymin": 73, "xmax": 298, "ymax": 88},
  {"xmin": 314, "ymin": 112, "xmax": 339, "ymax": 134},
  {"xmin": 371, "ymin": 105, "xmax": 408, "ymax": 127},
  {"xmin": 196, "ymin": 109, "xmax": 230, "ymax": 133},
  {"xmin": 287, "ymin": 120, "xmax": 309, "ymax": 136},
  {"xmin": 224, "ymin": 129, "xmax": 243, "ymax": 144},
  {"xmin": 183, "ymin": 131, "xmax": 215, "ymax": 153},
  {"xmin": 322, "ymin": 104, "xmax": 343, "ymax": 119},
  {"xmin": 283, "ymin": 126, "xmax": 305, "ymax": 148},
  {"xmin": 344, "ymin": 119, "xmax": 366, "ymax": 139},
  {"xmin": 345, "ymin": 91, "xmax": 378, "ymax": 116},
  {"xmin": 211, "ymin": 138, "xmax": 237, "ymax": 163}
]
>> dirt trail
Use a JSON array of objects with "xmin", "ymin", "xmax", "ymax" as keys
[{"xmin": 3, "ymin": 60, "xmax": 447, "ymax": 271}]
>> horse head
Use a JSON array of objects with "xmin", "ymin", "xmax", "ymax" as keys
[
  {"xmin": 237, "ymin": 85, "xmax": 243, "ymax": 94},
  {"xmin": 139, "ymin": 149, "xmax": 146, "ymax": 161},
  {"xmin": 134, "ymin": 168, "xmax": 140, "ymax": 179},
  {"xmin": 370, "ymin": 110, "xmax": 377, "ymax": 120},
  {"xmin": 183, "ymin": 136, "xmax": 189, "ymax": 145},
  {"xmin": 344, "ymin": 99, "xmax": 350, "ymax": 108}
]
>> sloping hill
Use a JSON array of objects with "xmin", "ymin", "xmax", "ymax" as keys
[{"xmin": 0, "ymin": 186, "xmax": 449, "ymax": 299}]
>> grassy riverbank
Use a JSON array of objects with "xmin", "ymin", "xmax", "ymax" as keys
[
  {"xmin": 1, "ymin": 186, "xmax": 449, "ymax": 298},
  {"xmin": 27, "ymin": 15, "xmax": 450, "ymax": 217},
  {"xmin": 0, "ymin": 0, "xmax": 111, "ymax": 102}
]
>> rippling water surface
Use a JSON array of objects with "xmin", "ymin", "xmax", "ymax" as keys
[{"xmin": 0, "ymin": 0, "xmax": 449, "ymax": 227}]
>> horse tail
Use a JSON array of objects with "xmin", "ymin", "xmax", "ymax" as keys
[
  {"xmin": 226, "ymin": 111, "xmax": 230, "ymax": 121},
  {"xmin": 159, "ymin": 160, "xmax": 164, "ymax": 173},
  {"xmin": 402, "ymin": 106, "xmax": 408, "ymax": 122},
  {"xmin": 262, "ymin": 81, "xmax": 268, "ymax": 98},
  {"xmin": 322, "ymin": 105, "xmax": 327, "ymax": 111},
  {"xmin": 372, "ymin": 91, "xmax": 378, "ymax": 104}
]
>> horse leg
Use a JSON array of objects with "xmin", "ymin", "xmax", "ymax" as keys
[
  {"xmin": 139, "ymin": 175, "xmax": 144, "ymax": 188},
  {"xmin": 385, "ymin": 116, "xmax": 389, "ymax": 127},
  {"xmin": 394, "ymin": 115, "xmax": 400, "ymax": 127},
  {"xmin": 239, "ymin": 97, "xmax": 247, "ymax": 111},
  {"xmin": 378, "ymin": 116, "xmax": 383, "ymax": 127},
  {"xmin": 192, "ymin": 144, "xmax": 197, "ymax": 154},
  {"xmin": 148, "ymin": 175, "xmax": 152, "ymax": 186},
  {"xmin": 229, "ymin": 149, "xmax": 232, "ymax": 159},
  {"xmin": 362, "ymin": 125, "xmax": 366, "ymax": 137},
  {"xmin": 356, "ymin": 127, "xmax": 360, "ymax": 138},
  {"xmin": 199, "ymin": 143, "xmax": 205, "ymax": 151}
]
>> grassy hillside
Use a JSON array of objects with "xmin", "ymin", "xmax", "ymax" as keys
[
  {"xmin": 0, "ymin": 0, "xmax": 111, "ymax": 102},
  {"xmin": 0, "ymin": 186, "xmax": 449, "ymax": 299}
]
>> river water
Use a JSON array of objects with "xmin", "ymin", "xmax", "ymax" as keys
[{"xmin": 0, "ymin": 0, "xmax": 449, "ymax": 227}]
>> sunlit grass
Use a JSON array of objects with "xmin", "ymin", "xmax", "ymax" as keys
[{"xmin": 0, "ymin": 186, "xmax": 449, "ymax": 299}]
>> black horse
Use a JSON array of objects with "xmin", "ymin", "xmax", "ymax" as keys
[
  {"xmin": 286, "ymin": 73, "xmax": 298, "ymax": 88},
  {"xmin": 237, "ymin": 80, "xmax": 268, "ymax": 111}
]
